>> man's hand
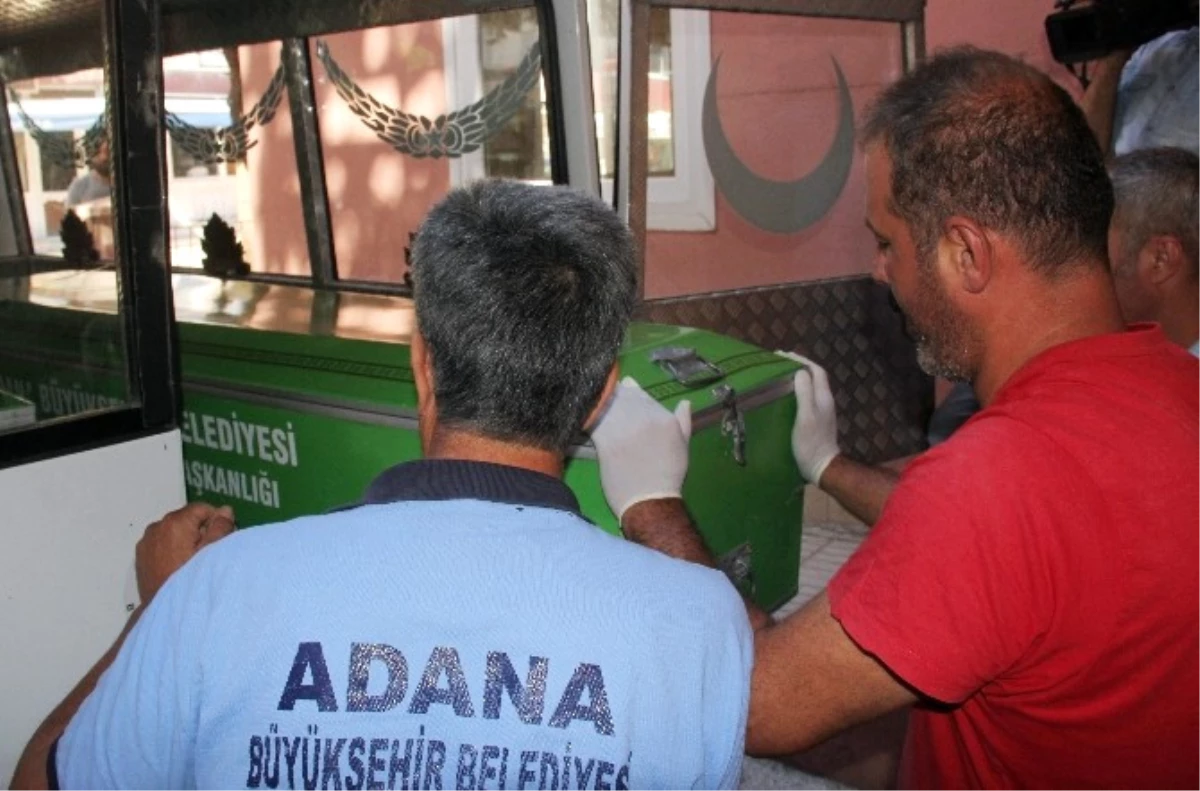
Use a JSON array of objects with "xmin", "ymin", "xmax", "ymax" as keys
[
  {"xmin": 589, "ymin": 377, "xmax": 691, "ymax": 520},
  {"xmin": 1079, "ymin": 48, "xmax": 1133, "ymax": 153},
  {"xmin": 777, "ymin": 352, "xmax": 841, "ymax": 485},
  {"xmin": 136, "ymin": 502, "xmax": 235, "ymax": 604}
]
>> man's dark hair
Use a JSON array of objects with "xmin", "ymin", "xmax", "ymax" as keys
[
  {"xmin": 861, "ymin": 46, "xmax": 1113, "ymax": 275},
  {"xmin": 1110, "ymin": 146, "xmax": 1199, "ymax": 277},
  {"xmin": 410, "ymin": 179, "xmax": 637, "ymax": 453}
]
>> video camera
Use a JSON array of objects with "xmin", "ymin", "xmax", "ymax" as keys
[{"xmin": 1046, "ymin": 0, "xmax": 1198, "ymax": 64}]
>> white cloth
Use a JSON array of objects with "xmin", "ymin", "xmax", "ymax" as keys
[
  {"xmin": 1113, "ymin": 27, "xmax": 1199, "ymax": 156},
  {"xmin": 63, "ymin": 170, "xmax": 110, "ymax": 209}
]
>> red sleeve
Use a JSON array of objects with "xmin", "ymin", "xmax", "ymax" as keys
[{"xmin": 827, "ymin": 416, "xmax": 1102, "ymax": 703}]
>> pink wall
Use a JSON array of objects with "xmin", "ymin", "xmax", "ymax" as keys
[
  {"xmin": 926, "ymin": 0, "xmax": 1082, "ymax": 99},
  {"xmin": 644, "ymin": 0, "xmax": 1084, "ymax": 299},
  {"xmin": 645, "ymin": 14, "xmax": 901, "ymax": 298}
]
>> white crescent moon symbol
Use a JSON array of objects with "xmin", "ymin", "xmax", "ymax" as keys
[{"xmin": 702, "ymin": 55, "xmax": 855, "ymax": 235}]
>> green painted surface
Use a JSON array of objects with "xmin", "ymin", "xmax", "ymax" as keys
[
  {"xmin": 0, "ymin": 386, "xmax": 35, "ymax": 431},
  {"xmin": 0, "ymin": 274, "xmax": 805, "ymax": 609},
  {"xmin": 177, "ymin": 389, "xmax": 421, "ymax": 527},
  {"xmin": 181, "ymin": 323, "xmax": 419, "ymax": 409}
]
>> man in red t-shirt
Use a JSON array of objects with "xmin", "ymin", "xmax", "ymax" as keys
[{"xmin": 589, "ymin": 46, "xmax": 1199, "ymax": 788}]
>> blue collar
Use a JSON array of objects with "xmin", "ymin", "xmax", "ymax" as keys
[{"xmin": 361, "ymin": 458, "xmax": 583, "ymax": 518}]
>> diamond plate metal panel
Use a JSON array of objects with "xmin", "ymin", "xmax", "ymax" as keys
[{"xmin": 637, "ymin": 275, "xmax": 932, "ymax": 464}]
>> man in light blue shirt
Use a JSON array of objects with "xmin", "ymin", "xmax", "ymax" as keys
[{"xmin": 12, "ymin": 180, "xmax": 752, "ymax": 790}]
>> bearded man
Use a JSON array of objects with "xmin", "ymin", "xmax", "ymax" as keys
[{"xmin": 589, "ymin": 47, "xmax": 1198, "ymax": 788}]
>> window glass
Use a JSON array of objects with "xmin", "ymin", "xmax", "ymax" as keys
[
  {"xmin": 13, "ymin": 131, "xmax": 28, "ymax": 193},
  {"xmin": 162, "ymin": 45, "xmax": 310, "ymax": 276},
  {"xmin": 646, "ymin": 7, "xmax": 674, "ymax": 177},
  {"xmin": 588, "ymin": 2, "xmax": 674, "ymax": 180},
  {"xmin": 587, "ymin": 0, "xmax": 618, "ymax": 181},
  {"xmin": 39, "ymin": 131, "xmax": 77, "ymax": 191},
  {"xmin": 8, "ymin": 69, "xmax": 112, "ymax": 257},
  {"xmin": 0, "ymin": 32, "xmax": 134, "ymax": 433},
  {"xmin": 171, "ymin": 135, "xmax": 222, "ymax": 178},
  {"xmin": 311, "ymin": 5, "xmax": 549, "ymax": 283},
  {"xmin": 480, "ymin": 9, "xmax": 548, "ymax": 181}
]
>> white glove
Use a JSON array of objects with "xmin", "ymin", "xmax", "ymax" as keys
[
  {"xmin": 589, "ymin": 377, "xmax": 691, "ymax": 520},
  {"xmin": 776, "ymin": 351, "xmax": 840, "ymax": 485}
]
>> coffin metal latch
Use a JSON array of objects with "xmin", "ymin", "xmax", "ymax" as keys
[
  {"xmin": 712, "ymin": 384, "xmax": 746, "ymax": 466},
  {"xmin": 718, "ymin": 541, "xmax": 755, "ymax": 596},
  {"xmin": 649, "ymin": 346, "xmax": 724, "ymax": 387}
]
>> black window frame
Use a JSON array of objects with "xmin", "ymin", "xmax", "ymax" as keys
[{"xmin": 0, "ymin": 0, "xmax": 180, "ymax": 470}]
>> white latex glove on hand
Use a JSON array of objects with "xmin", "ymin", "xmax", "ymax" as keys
[
  {"xmin": 589, "ymin": 377, "xmax": 691, "ymax": 520},
  {"xmin": 776, "ymin": 351, "xmax": 840, "ymax": 485}
]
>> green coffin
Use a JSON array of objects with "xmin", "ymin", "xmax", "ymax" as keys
[{"xmin": 0, "ymin": 272, "xmax": 805, "ymax": 609}]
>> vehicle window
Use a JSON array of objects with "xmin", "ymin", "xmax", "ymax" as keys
[
  {"xmin": 311, "ymin": 5, "xmax": 549, "ymax": 283},
  {"xmin": 163, "ymin": 44, "xmax": 310, "ymax": 277},
  {"xmin": 0, "ymin": 26, "xmax": 136, "ymax": 433}
]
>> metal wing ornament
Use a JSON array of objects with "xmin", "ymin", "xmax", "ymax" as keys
[
  {"xmin": 8, "ymin": 92, "xmax": 107, "ymax": 171},
  {"xmin": 78, "ymin": 112, "xmax": 108, "ymax": 163},
  {"xmin": 164, "ymin": 61, "xmax": 287, "ymax": 165},
  {"xmin": 314, "ymin": 39, "xmax": 541, "ymax": 159},
  {"xmin": 8, "ymin": 53, "xmax": 287, "ymax": 172}
]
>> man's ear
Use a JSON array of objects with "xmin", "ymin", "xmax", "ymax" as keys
[
  {"xmin": 582, "ymin": 364, "xmax": 620, "ymax": 432},
  {"xmin": 942, "ymin": 216, "xmax": 992, "ymax": 295},
  {"xmin": 1138, "ymin": 235, "xmax": 1186, "ymax": 286},
  {"xmin": 411, "ymin": 330, "xmax": 439, "ymax": 453},
  {"xmin": 411, "ymin": 330, "xmax": 435, "ymax": 411}
]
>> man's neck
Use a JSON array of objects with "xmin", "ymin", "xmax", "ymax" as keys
[
  {"xmin": 425, "ymin": 429, "xmax": 564, "ymax": 479},
  {"xmin": 974, "ymin": 267, "xmax": 1126, "ymax": 404},
  {"xmin": 1159, "ymin": 285, "xmax": 1199, "ymax": 351}
]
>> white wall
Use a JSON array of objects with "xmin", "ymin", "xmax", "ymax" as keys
[{"xmin": 0, "ymin": 430, "xmax": 186, "ymax": 783}]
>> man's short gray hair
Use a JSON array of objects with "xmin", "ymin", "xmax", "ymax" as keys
[{"xmin": 1110, "ymin": 147, "xmax": 1199, "ymax": 276}]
